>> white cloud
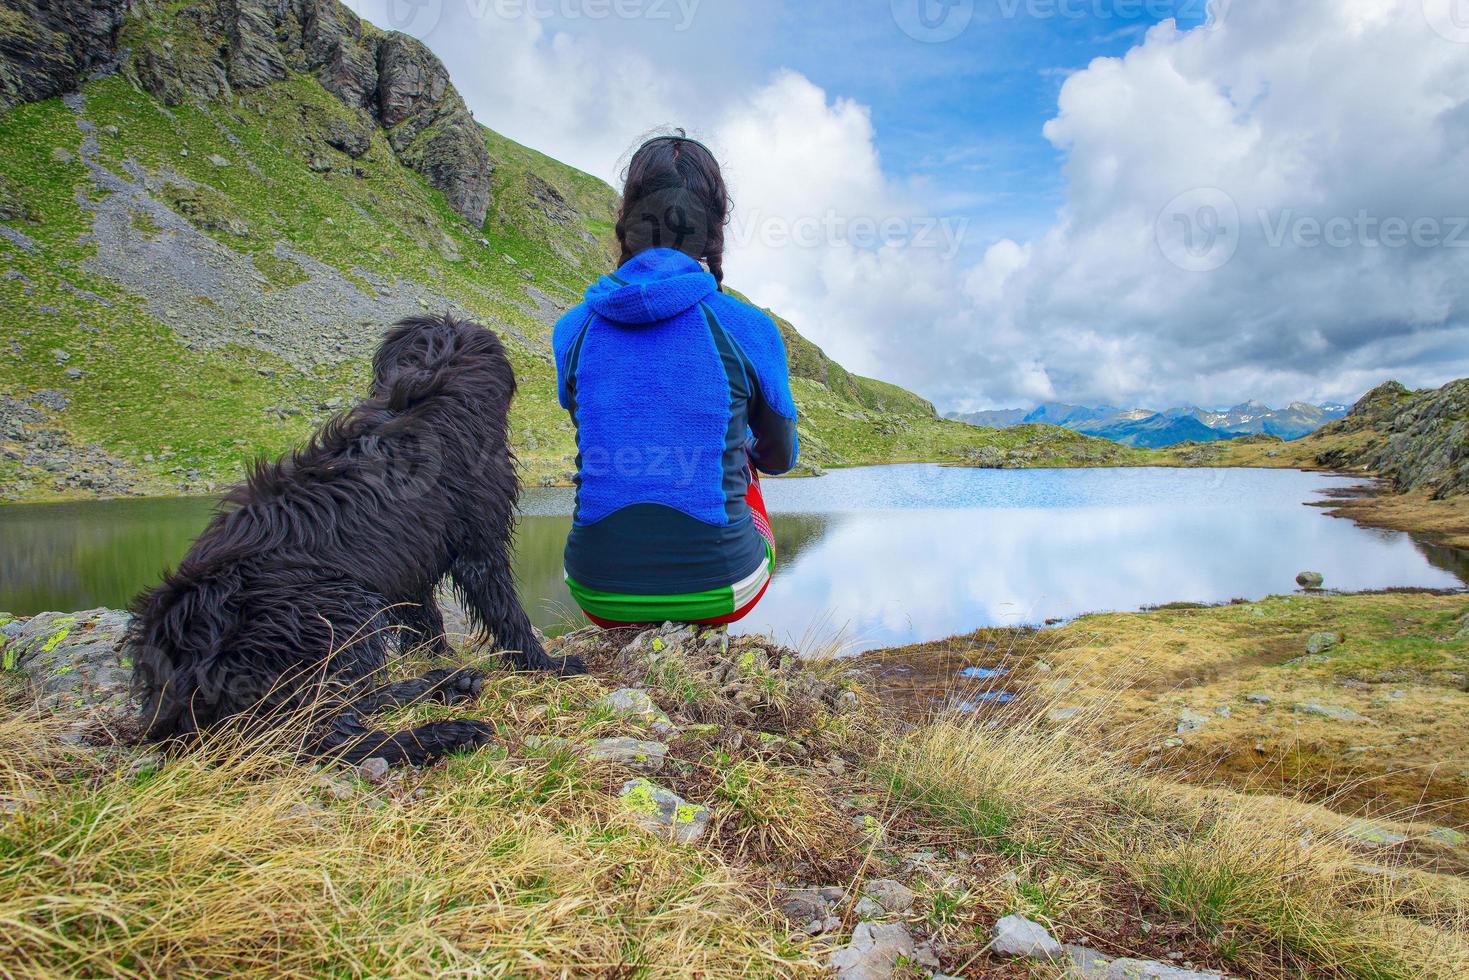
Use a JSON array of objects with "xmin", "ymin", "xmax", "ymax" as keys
[
  {"xmin": 714, "ymin": 71, "xmax": 953, "ymax": 376},
  {"xmin": 954, "ymin": 0, "xmax": 1469, "ymax": 409}
]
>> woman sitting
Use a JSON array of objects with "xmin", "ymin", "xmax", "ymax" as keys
[{"xmin": 553, "ymin": 132, "xmax": 798, "ymax": 628}]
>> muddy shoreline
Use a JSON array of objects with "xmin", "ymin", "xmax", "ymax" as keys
[{"xmin": 1308, "ymin": 479, "xmax": 1469, "ymax": 551}]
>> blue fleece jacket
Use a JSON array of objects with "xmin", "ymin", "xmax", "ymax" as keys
[{"xmin": 553, "ymin": 248, "xmax": 799, "ymax": 595}]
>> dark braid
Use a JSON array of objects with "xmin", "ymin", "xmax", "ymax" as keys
[{"xmin": 615, "ymin": 131, "xmax": 731, "ymax": 289}]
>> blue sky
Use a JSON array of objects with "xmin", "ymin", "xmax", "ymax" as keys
[{"xmin": 753, "ymin": 1, "xmax": 1210, "ymax": 247}]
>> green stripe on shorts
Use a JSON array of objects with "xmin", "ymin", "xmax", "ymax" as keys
[{"xmin": 567, "ymin": 543, "xmax": 773, "ymax": 624}]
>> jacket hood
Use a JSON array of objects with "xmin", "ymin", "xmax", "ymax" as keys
[{"xmin": 585, "ymin": 248, "xmax": 719, "ymax": 325}]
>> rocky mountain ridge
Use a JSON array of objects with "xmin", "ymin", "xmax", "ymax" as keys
[
  {"xmin": 949, "ymin": 398, "xmax": 1350, "ymax": 447},
  {"xmin": 2, "ymin": 0, "xmax": 492, "ymax": 224},
  {"xmin": 1310, "ymin": 379, "xmax": 1469, "ymax": 499}
]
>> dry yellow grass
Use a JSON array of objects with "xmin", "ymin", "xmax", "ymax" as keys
[
  {"xmin": 1317, "ymin": 492, "xmax": 1469, "ymax": 550},
  {"xmin": 882, "ymin": 709, "xmax": 1469, "ymax": 978},
  {"xmin": 0, "ymin": 709, "xmax": 812, "ymax": 978},
  {"xmin": 864, "ymin": 593, "xmax": 1469, "ymax": 825}
]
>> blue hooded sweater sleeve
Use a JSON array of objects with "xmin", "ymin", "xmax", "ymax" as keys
[
  {"xmin": 553, "ymin": 301, "xmax": 594, "ymax": 411},
  {"xmin": 704, "ymin": 292, "xmax": 800, "ymax": 475}
]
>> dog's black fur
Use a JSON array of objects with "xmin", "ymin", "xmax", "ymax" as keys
[{"xmin": 129, "ymin": 314, "xmax": 583, "ymax": 765}]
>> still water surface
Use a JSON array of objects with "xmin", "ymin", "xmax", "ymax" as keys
[{"xmin": 1, "ymin": 466, "xmax": 1464, "ymax": 651}]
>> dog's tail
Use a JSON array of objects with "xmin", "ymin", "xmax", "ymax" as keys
[{"xmin": 128, "ymin": 569, "xmax": 244, "ymax": 742}]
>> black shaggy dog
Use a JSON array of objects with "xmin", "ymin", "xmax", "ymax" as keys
[{"xmin": 129, "ymin": 314, "xmax": 583, "ymax": 765}]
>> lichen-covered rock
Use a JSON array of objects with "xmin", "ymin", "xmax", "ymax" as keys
[
  {"xmin": 2, "ymin": 608, "xmax": 137, "ymax": 726},
  {"xmin": 1296, "ymin": 571, "xmax": 1325, "ymax": 590},
  {"xmin": 1177, "ymin": 709, "xmax": 1210, "ymax": 735},
  {"xmin": 583, "ymin": 737, "xmax": 668, "ymax": 774},
  {"xmin": 1065, "ymin": 945, "xmax": 1225, "ymax": 979},
  {"xmin": 1430, "ymin": 826, "xmax": 1467, "ymax": 847},
  {"xmin": 779, "ymin": 887, "xmax": 840, "ymax": 934},
  {"xmin": 861, "ymin": 878, "xmax": 917, "ymax": 914},
  {"xmin": 600, "ymin": 688, "xmax": 675, "ymax": 734},
  {"xmin": 616, "ymin": 622, "xmax": 698, "ymax": 668},
  {"xmin": 1294, "ymin": 702, "xmax": 1368, "ymax": 723},
  {"xmin": 1306, "ymin": 632, "xmax": 1342, "ymax": 655},
  {"xmin": 828, "ymin": 921, "xmax": 916, "ymax": 980},
  {"xmin": 618, "ymin": 778, "xmax": 709, "ymax": 843},
  {"xmin": 990, "ymin": 914, "xmax": 1062, "ymax": 959},
  {"xmin": 1343, "ymin": 820, "xmax": 1408, "ymax": 847}
]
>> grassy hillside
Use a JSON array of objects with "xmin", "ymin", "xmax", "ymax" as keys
[{"xmin": 0, "ymin": 17, "xmax": 1135, "ymax": 503}]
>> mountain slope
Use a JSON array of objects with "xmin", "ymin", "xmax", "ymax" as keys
[
  {"xmin": 0, "ymin": 0, "xmax": 1139, "ymax": 502},
  {"xmin": 1164, "ymin": 379, "xmax": 1469, "ymax": 500},
  {"xmin": 1310, "ymin": 380, "xmax": 1469, "ymax": 499}
]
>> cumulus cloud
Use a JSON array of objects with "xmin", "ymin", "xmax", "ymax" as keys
[
  {"xmin": 951, "ymin": 0, "xmax": 1469, "ymax": 409},
  {"xmin": 713, "ymin": 71, "xmax": 966, "ymax": 379}
]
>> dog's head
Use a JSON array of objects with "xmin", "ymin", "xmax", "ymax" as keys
[{"xmin": 372, "ymin": 314, "xmax": 515, "ymax": 411}]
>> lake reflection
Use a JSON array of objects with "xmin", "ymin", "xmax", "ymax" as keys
[{"xmin": 1, "ymin": 466, "xmax": 1463, "ymax": 652}]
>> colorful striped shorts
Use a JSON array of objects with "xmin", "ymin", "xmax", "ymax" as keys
[{"xmin": 566, "ymin": 474, "xmax": 776, "ymax": 629}]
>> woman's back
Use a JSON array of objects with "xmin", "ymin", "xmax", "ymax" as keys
[{"xmin": 553, "ymin": 247, "xmax": 798, "ymax": 599}]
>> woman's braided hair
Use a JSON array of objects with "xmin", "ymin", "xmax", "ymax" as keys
[{"xmin": 615, "ymin": 129, "xmax": 731, "ymax": 288}]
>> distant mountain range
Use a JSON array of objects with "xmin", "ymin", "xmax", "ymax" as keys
[{"xmin": 947, "ymin": 400, "xmax": 1350, "ymax": 449}]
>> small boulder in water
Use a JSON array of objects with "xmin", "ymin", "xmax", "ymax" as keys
[{"xmin": 1296, "ymin": 571, "xmax": 1325, "ymax": 590}]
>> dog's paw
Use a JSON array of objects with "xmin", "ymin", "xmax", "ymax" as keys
[
  {"xmin": 447, "ymin": 719, "xmax": 496, "ymax": 752},
  {"xmin": 436, "ymin": 667, "xmax": 486, "ymax": 705},
  {"xmin": 553, "ymin": 655, "xmax": 588, "ymax": 677}
]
